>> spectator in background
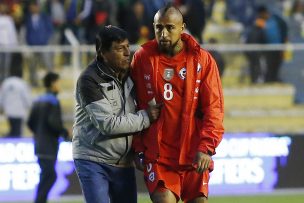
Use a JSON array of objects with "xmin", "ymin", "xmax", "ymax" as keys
[
  {"xmin": 288, "ymin": 0, "xmax": 304, "ymax": 43},
  {"xmin": 64, "ymin": 0, "xmax": 92, "ymax": 43},
  {"xmin": 83, "ymin": 0, "xmax": 111, "ymax": 44},
  {"xmin": 122, "ymin": 0, "xmax": 149, "ymax": 44},
  {"xmin": 280, "ymin": 0, "xmax": 304, "ymax": 104},
  {"xmin": 182, "ymin": 0, "xmax": 206, "ymax": 44},
  {"xmin": 244, "ymin": 12, "xmax": 267, "ymax": 84},
  {"xmin": 0, "ymin": 65, "xmax": 32, "ymax": 138},
  {"xmin": 0, "ymin": 2, "xmax": 18, "ymax": 83},
  {"xmin": 224, "ymin": 0, "xmax": 256, "ymax": 30},
  {"xmin": 208, "ymin": 38, "xmax": 226, "ymax": 77},
  {"xmin": 46, "ymin": 0, "xmax": 66, "ymax": 45},
  {"xmin": 141, "ymin": 0, "xmax": 168, "ymax": 39},
  {"xmin": 257, "ymin": 5, "xmax": 288, "ymax": 83},
  {"xmin": 116, "ymin": 0, "xmax": 133, "ymax": 26},
  {"xmin": 25, "ymin": 1, "xmax": 54, "ymax": 86},
  {"xmin": 137, "ymin": 25, "xmax": 150, "ymax": 45},
  {"xmin": 9, "ymin": 0, "xmax": 24, "ymax": 32},
  {"xmin": 27, "ymin": 72, "xmax": 69, "ymax": 203}
]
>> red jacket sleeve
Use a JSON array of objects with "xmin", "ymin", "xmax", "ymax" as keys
[
  {"xmin": 198, "ymin": 52, "xmax": 224, "ymax": 155},
  {"xmin": 130, "ymin": 51, "xmax": 146, "ymax": 153}
]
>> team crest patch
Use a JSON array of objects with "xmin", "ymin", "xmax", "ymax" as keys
[
  {"xmin": 179, "ymin": 67, "xmax": 186, "ymax": 80},
  {"xmin": 163, "ymin": 68, "xmax": 174, "ymax": 81}
]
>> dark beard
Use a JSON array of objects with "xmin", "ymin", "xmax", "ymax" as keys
[{"xmin": 159, "ymin": 40, "xmax": 181, "ymax": 56}]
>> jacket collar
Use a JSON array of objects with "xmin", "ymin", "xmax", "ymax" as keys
[
  {"xmin": 95, "ymin": 58, "xmax": 129, "ymax": 84},
  {"xmin": 95, "ymin": 58, "xmax": 117, "ymax": 78},
  {"xmin": 141, "ymin": 33, "xmax": 201, "ymax": 56}
]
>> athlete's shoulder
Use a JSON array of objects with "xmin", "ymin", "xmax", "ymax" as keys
[
  {"xmin": 198, "ymin": 47, "xmax": 216, "ymax": 65},
  {"xmin": 135, "ymin": 40, "xmax": 158, "ymax": 56}
]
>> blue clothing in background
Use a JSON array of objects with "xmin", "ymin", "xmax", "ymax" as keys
[
  {"xmin": 25, "ymin": 13, "xmax": 53, "ymax": 45},
  {"xmin": 265, "ymin": 17, "xmax": 282, "ymax": 44}
]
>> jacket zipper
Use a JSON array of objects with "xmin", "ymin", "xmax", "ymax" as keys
[
  {"xmin": 114, "ymin": 81, "xmax": 129, "ymax": 165},
  {"xmin": 97, "ymin": 63, "xmax": 129, "ymax": 164}
]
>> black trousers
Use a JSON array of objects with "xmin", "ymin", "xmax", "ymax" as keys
[
  {"xmin": 7, "ymin": 117, "xmax": 22, "ymax": 137},
  {"xmin": 35, "ymin": 158, "xmax": 57, "ymax": 203},
  {"xmin": 265, "ymin": 51, "xmax": 283, "ymax": 82}
]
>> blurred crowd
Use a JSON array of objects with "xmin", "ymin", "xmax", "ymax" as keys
[
  {"xmin": 0, "ymin": 0, "xmax": 303, "ymax": 86},
  {"xmin": 0, "ymin": 0, "xmax": 300, "ymax": 45},
  {"xmin": 0, "ymin": 0, "xmax": 212, "ymax": 47}
]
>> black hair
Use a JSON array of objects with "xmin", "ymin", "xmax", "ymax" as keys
[
  {"xmin": 95, "ymin": 25, "xmax": 128, "ymax": 55},
  {"xmin": 158, "ymin": 3, "xmax": 183, "ymax": 21},
  {"xmin": 257, "ymin": 5, "xmax": 268, "ymax": 14},
  {"xmin": 43, "ymin": 72, "xmax": 59, "ymax": 88}
]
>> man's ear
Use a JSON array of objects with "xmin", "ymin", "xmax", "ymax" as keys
[{"xmin": 181, "ymin": 23, "xmax": 186, "ymax": 32}]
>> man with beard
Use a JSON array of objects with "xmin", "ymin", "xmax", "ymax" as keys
[{"xmin": 131, "ymin": 4, "xmax": 224, "ymax": 203}]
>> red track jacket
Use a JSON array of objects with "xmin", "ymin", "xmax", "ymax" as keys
[{"xmin": 131, "ymin": 33, "xmax": 224, "ymax": 166}]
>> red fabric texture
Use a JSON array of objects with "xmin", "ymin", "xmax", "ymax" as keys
[
  {"xmin": 143, "ymin": 162, "xmax": 210, "ymax": 201},
  {"xmin": 131, "ymin": 33, "xmax": 224, "ymax": 166}
]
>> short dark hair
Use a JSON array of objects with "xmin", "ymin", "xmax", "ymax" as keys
[
  {"xmin": 95, "ymin": 25, "xmax": 128, "ymax": 54},
  {"xmin": 257, "ymin": 5, "xmax": 268, "ymax": 14},
  {"xmin": 158, "ymin": 3, "xmax": 183, "ymax": 21},
  {"xmin": 43, "ymin": 72, "xmax": 59, "ymax": 88}
]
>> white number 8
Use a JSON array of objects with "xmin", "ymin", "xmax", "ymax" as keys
[{"xmin": 164, "ymin": 83, "xmax": 173, "ymax": 100}]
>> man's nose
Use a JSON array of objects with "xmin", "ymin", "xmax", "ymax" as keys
[
  {"xmin": 124, "ymin": 47, "xmax": 130, "ymax": 56},
  {"xmin": 161, "ymin": 28, "xmax": 169, "ymax": 37}
]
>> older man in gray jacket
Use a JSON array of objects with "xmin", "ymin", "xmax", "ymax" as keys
[{"xmin": 72, "ymin": 26, "xmax": 160, "ymax": 203}]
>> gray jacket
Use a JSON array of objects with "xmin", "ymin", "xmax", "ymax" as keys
[
  {"xmin": 0, "ymin": 76, "xmax": 32, "ymax": 118},
  {"xmin": 72, "ymin": 59, "xmax": 150, "ymax": 167}
]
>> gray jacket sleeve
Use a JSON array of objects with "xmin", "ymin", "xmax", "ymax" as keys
[
  {"xmin": 77, "ymin": 74, "xmax": 150, "ymax": 137},
  {"xmin": 85, "ymin": 99, "xmax": 150, "ymax": 136}
]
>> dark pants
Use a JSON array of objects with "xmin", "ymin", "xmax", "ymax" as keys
[
  {"xmin": 6, "ymin": 117, "xmax": 22, "ymax": 137},
  {"xmin": 265, "ymin": 51, "xmax": 283, "ymax": 82},
  {"xmin": 74, "ymin": 159, "xmax": 137, "ymax": 203},
  {"xmin": 35, "ymin": 158, "xmax": 57, "ymax": 203},
  {"xmin": 246, "ymin": 52, "xmax": 265, "ymax": 84},
  {"xmin": 0, "ymin": 52, "xmax": 12, "ymax": 82}
]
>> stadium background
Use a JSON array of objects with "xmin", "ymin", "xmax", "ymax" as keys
[{"xmin": 0, "ymin": 0, "xmax": 304, "ymax": 202}]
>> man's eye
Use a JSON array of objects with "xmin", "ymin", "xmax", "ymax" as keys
[
  {"xmin": 168, "ymin": 26, "xmax": 174, "ymax": 30},
  {"xmin": 156, "ymin": 26, "xmax": 162, "ymax": 31},
  {"xmin": 116, "ymin": 47, "xmax": 123, "ymax": 52}
]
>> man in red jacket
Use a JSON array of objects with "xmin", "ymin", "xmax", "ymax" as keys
[{"xmin": 131, "ymin": 3, "xmax": 224, "ymax": 203}]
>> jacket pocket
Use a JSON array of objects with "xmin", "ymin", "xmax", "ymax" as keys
[{"xmin": 100, "ymin": 82, "xmax": 122, "ymax": 114}]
